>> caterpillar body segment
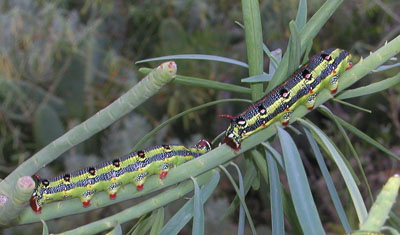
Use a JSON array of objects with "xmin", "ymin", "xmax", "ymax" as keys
[
  {"xmin": 224, "ymin": 48, "xmax": 353, "ymax": 150},
  {"xmin": 30, "ymin": 140, "xmax": 211, "ymax": 213}
]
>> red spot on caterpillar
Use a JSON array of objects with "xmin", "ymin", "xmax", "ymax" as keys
[
  {"xmin": 160, "ymin": 171, "xmax": 168, "ymax": 179},
  {"xmin": 219, "ymin": 114, "xmax": 235, "ymax": 120},
  {"xmin": 285, "ymin": 108, "xmax": 290, "ymax": 112},
  {"xmin": 136, "ymin": 184, "xmax": 144, "ymax": 191},
  {"xmin": 307, "ymin": 105, "xmax": 314, "ymax": 110},
  {"xmin": 309, "ymin": 90, "xmax": 314, "ymax": 94},
  {"xmin": 346, "ymin": 63, "xmax": 353, "ymax": 70},
  {"xmin": 82, "ymin": 200, "xmax": 90, "ymax": 208},
  {"xmin": 109, "ymin": 193, "xmax": 117, "ymax": 200},
  {"xmin": 282, "ymin": 120, "xmax": 289, "ymax": 126},
  {"xmin": 330, "ymin": 88, "xmax": 338, "ymax": 94},
  {"xmin": 332, "ymin": 70, "xmax": 337, "ymax": 74},
  {"xmin": 30, "ymin": 196, "xmax": 42, "ymax": 214}
]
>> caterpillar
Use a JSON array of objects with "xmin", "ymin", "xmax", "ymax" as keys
[
  {"xmin": 223, "ymin": 48, "xmax": 353, "ymax": 150},
  {"xmin": 30, "ymin": 140, "xmax": 211, "ymax": 213}
]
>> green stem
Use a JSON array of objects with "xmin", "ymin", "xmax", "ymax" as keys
[
  {"xmin": 0, "ymin": 62, "xmax": 177, "ymax": 223},
  {"xmin": 241, "ymin": 0, "xmax": 264, "ymax": 100},
  {"xmin": 55, "ymin": 170, "xmax": 217, "ymax": 235}
]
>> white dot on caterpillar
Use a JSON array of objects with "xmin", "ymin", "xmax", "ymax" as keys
[{"xmin": 228, "ymin": 133, "xmax": 234, "ymax": 138}]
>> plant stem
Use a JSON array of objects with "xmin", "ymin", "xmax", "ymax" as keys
[{"xmin": 241, "ymin": 0, "xmax": 264, "ymax": 100}]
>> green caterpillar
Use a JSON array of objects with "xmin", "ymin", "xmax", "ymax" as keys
[
  {"xmin": 224, "ymin": 48, "xmax": 353, "ymax": 150},
  {"xmin": 30, "ymin": 140, "xmax": 211, "ymax": 213}
]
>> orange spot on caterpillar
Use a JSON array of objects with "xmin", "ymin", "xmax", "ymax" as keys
[
  {"xmin": 282, "ymin": 120, "xmax": 289, "ymax": 126},
  {"xmin": 136, "ymin": 184, "xmax": 144, "ymax": 191},
  {"xmin": 330, "ymin": 88, "xmax": 338, "ymax": 94},
  {"xmin": 346, "ymin": 63, "xmax": 353, "ymax": 70},
  {"xmin": 309, "ymin": 90, "xmax": 314, "ymax": 94},
  {"xmin": 82, "ymin": 200, "xmax": 90, "ymax": 208},
  {"xmin": 109, "ymin": 193, "xmax": 117, "ymax": 200},
  {"xmin": 285, "ymin": 108, "xmax": 290, "ymax": 112},
  {"xmin": 332, "ymin": 70, "xmax": 337, "ymax": 74},
  {"xmin": 307, "ymin": 105, "xmax": 314, "ymax": 110},
  {"xmin": 160, "ymin": 171, "xmax": 168, "ymax": 179}
]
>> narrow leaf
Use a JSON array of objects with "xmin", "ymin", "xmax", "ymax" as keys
[
  {"xmin": 288, "ymin": 21, "xmax": 301, "ymax": 76},
  {"xmin": 222, "ymin": 156, "xmax": 257, "ymax": 220},
  {"xmin": 337, "ymin": 73, "xmax": 400, "ymax": 100},
  {"xmin": 373, "ymin": 62, "xmax": 400, "ymax": 72},
  {"xmin": 219, "ymin": 165, "xmax": 257, "ymax": 235},
  {"xmin": 136, "ymin": 54, "xmax": 249, "ymax": 68},
  {"xmin": 160, "ymin": 172, "xmax": 220, "ymax": 235},
  {"xmin": 150, "ymin": 208, "xmax": 164, "ymax": 235},
  {"xmin": 328, "ymin": 113, "xmax": 400, "ymax": 161},
  {"xmin": 106, "ymin": 223, "xmax": 122, "ymax": 235},
  {"xmin": 295, "ymin": 0, "xmax": 308, "ymax": 29},
  {"xmin": 265, "ymin": 150, "xmax": 284, "ymax": 235},
  {"xmin": 303, "ymin": 127, "xmax": 351, "ymax": 233},
  {"xmin": 191, "ymin": 177, "xmax": 204, "ymax": 235},
  {"xmin": 277, "ymin": 127, "xmax": 325, "ymax": 235},
  {"xmin": 41, "ymin": 220, "xmax": 49, "ymax": 235},
  {"xmin": 299, "ymin": 119, "xmax": 368, "ymax": 224},
  {"xmin": 241, "ymin": 74, "xmax": 272, "ymax": 83},
  {"xmin": 318, "ymin": 105, "xmax": 373, "ymax": 201},
  {"xmin": 230, "ymin": 163, "xmax": 246, "ymax": 235}
]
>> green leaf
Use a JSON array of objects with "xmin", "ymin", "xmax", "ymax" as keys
[
  {"xmin": 160, "ymin": 172, "xmax": 220, "ymax": 235},
  {"xmin": 191, "ymin": 177, "xmax": 204, "ymax": 235},
  {"xmin": 266, "ymin": 0, "xmax": 344, "ymax": 92},
  {"xmin": 277, "ymin": 127, "xmax": 325, "ymax": 235},
  {"xmin": 337, "ymin": 72, "xmax": 400, "ymax": 100},
  {"xmin": 41, "ymin": 220, "xmax": 49, "ymax": 235},
  {"xmin": 265, "ymin": 150, "xmax": 284, "ymax": 235},
  {"xmin": 230, "ymin": 163, "xmax": 245, "ymax": 235},
  {"xmin": 241, "ymin": 74, "xmax": 272, "ymax": 83},
  {"xmin": 137, "ymin": 54, "xmax": 248, "ymax": 68},
  {"xmin": 318, "ymin": 105, "xmax": 373, "ymax": 201},
  {"xmin": 299, "ymin": 119, "xmax": 368, "ymax": 224},
  {"xmin": 261, "ymin": 142, "xmax": 284, "ymax": 169},
  {"xmin": 219, "ymin": 165, "xmax": 257, "ymax": 235},
  {"xmin": 106, "ymin": 223, "xmax": 122, "ymax": 235},
  {"xmin": 222, "ymin": 156, "xmax": 257, "ymax": 220},
  {"xmin": 303, "ymin": 127, "xmax": 351, "ymax": 233},
  {"xmin": 288, "ymin": 21, "xmax": 301, "ymax": 76},
  {"xmin": 327, "ymin": 113, "xmax": 400, "ymax": 161},
  {"xmin": 373, "ymin": 62, "xmax": 400, "ymax": 72},
  {"xmin": 130, "ymin": 213, "xmax": 153, "ymax": 235},
  {"xmin": 295, "ymin": 0, "xmax": 308, "ymax": 29},
  {"xmin": 150, "ymin": 208, "xmax": 164, "ymax": 235},
  {"xmin": 268, "ymin": 49, "xmax": 282, "ymax": 75},
  {"xmin": 264, "ymin": 45, "xmax": 280, "ymax": 69},
  {"xmin": 331, "ymin": 98, "xmax": 372, "ymax": 113}
]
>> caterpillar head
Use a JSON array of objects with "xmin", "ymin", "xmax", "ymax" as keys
[
  {"xmin": 224, "ymin": 116, "xmax": 247, "ymax": 151},
  {"xmin": 30, "ymin": 175, "xmax": 47, "ymax": 213},
  {"xmin": 194, "ymin": 139, "xmax": 212, "ymax": 153}
]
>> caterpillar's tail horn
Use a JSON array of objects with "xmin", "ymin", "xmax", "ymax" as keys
[{"xmin": 219, "ymin": 114, "xmax": 235, "ymax": 120}]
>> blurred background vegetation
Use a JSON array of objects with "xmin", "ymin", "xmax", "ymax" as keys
[{"xmin": 1, "ymin": 0, "xmax": 399, "ymax": 234}]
